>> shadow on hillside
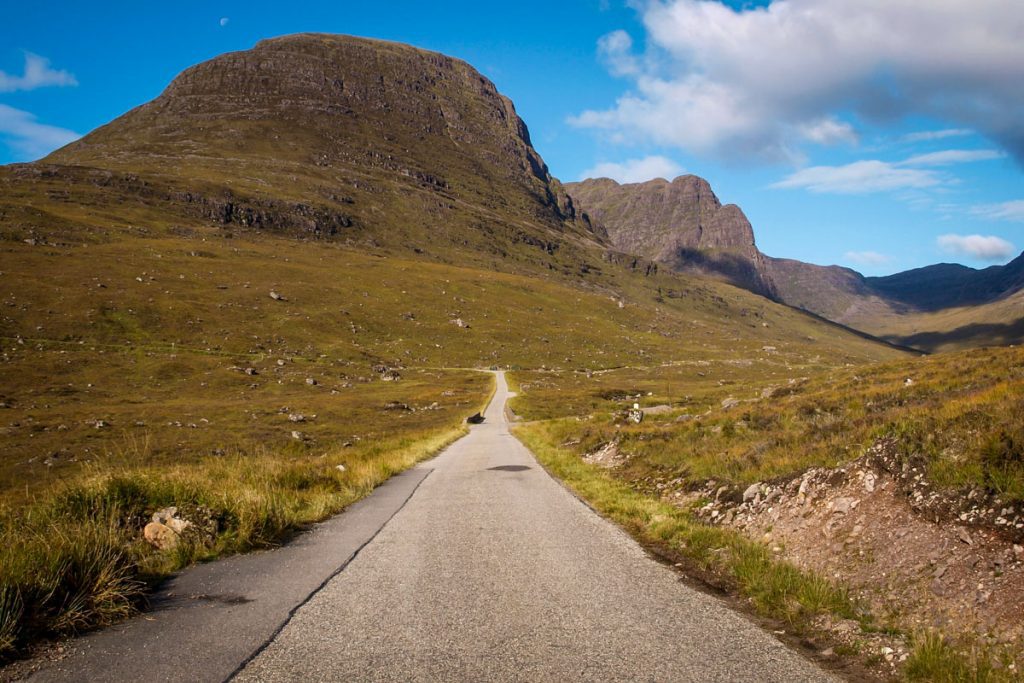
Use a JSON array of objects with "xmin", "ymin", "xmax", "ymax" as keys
[{"xmin": 885, "ymin": 317, "xmax": 1024, "ymax": 352}]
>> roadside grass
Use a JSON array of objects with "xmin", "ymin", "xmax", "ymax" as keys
[
  {"xmin": 511, "ymin": 346, "xmax": 1024, "ymax": 504},
  {"xmin": 0, "ymin": 414, "xmax": 476, "ymax": 662},
  {"xmin": 905, "ymin": 631, "xmax": 1016, "ymax": 683}
]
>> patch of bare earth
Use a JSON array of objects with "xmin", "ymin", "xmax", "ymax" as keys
[{"xmin": 670, "ymin": 438, "xmax": 1023, "ymax": 676}]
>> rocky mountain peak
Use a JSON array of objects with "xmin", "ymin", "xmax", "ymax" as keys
[
  {"xmin": 565, "ymin": 174, "xmax": 768, "ymax": 294},
  {"xmin": 47, "ymin": 33, "xmax": 595, "ymax": 242}
]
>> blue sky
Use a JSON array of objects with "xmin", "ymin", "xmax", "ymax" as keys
[{"xmin": 2, "ymin": 0, "xmax": 1021, "ymax": 275}]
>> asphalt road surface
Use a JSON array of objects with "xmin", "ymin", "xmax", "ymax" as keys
[
  {"xmin": 27, "ymin": 372, "xmax": 837, "ymax": 683},
  {"xmin": 235, "ymin": 372, "xmax": 835, "ymax": 682}
]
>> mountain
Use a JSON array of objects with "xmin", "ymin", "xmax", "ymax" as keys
[
  {"xmin": 566, "ymin": 176, "xmax": 775, "ymax": 298},
  {"xmin": 567, "ymin": 176, "xmax": 1024, "ymax": 352},
  {"xmin": 18, "ymin": 34, "xmax": 602, "ymax": 273}
]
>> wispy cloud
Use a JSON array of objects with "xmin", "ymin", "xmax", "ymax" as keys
[
  {"xmin": 773, "ymin": 147, "xmax": 1002, "ymax": 195},
  {"xmin": 900, "ymin": 149, "xmax": 1005, "ymax": 166},
  {"xmin": 902, "ymin": 129, "xmax": 974, "ymax": 143},
  {"xmin": 219, "ymin": 17, "xmax": 230, "ymax": 27},
  {"xmin": 798, "ymin": 117, "xmax": 858, "ymax": 146},
  {"xmin": 937, "ymin": 234, "xmax": 1016, "ymax": 261},
  {"xmin": 771, "ymin": 161, "xmax": 942, "ymax": 194},
  {"xmin": 580, "ymin": 155, "xmax": 684, "ymax": 183},
  {"xmin": 0, "ymin": 52, "xmax": 77, "ymax": 93},
  {"xmin": 573, "ymin": 1, "xmax": 1024, "ymax": 164},
  {"xmin": 0, "ymin": 104, "xmax": 80, "ymax": 160},
  {"xmin": 972, "ymin": 200, "xmax": 1024, "ymax": 223},
  {"xmin": 844, "ymin": 251, "xmax": 892, "ymax": 267}
]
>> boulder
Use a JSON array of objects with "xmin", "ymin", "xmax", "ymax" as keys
[
  {"xmin": 466, "ymin": 412, "xmax": 484, "ymax": 424},
  {"xmin": 144, "ymin": 521, "xmax": 180, "ymax": 550}
]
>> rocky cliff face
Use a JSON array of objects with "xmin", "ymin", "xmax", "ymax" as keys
[
  {"xmin": 566, "ymin": 176, "xmax": 775, "ymax": 297},
  {"xmin": 44, "ymin": 34, "xmax": 598, "ymax": 247}
]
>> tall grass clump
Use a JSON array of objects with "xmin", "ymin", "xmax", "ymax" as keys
[
  {"xmin": 0, "ymin": 513, "xmax": 143, "ymax": 655},
  {"xmin": 905, "ymin": 631, "xmax": 1013, "ymax": 683}
]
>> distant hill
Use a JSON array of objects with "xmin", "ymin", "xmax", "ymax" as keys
[{"xmin": 567, "ymin": 176, "xmax": 1024, "ymax": 352}]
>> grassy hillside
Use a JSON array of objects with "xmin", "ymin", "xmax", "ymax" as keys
[
  {"xmin": 0, "ymin": 216, "xmax": 908, "ymax": 494},
  {"xmin": 512, "ymin": 346, "xmax": 1024, "ymax": 500}
]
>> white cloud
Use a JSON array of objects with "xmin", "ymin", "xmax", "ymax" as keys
[
  {"xmin": 900, "ymin": 149, "xmax": 1004, "ymax": 166},
  {"xmin": 798, "ymin": 117, "xmax": 858, "ymax": 146},
  {"xmin": 773, "ymin": 148, "xmax": 1003, "ymax": 195},
  {"xmin": 937, "ymin": 234, "xmax": 1016, "ymax": 261},
  {"xmin": 844, "ymin": 251, "xmax": 892, "ymax": 267},
  {"xmin": 902, "ymin": 129, "xmax": 973, "ymax": 143},
  {"xmin": 580, "ymin": 155, "xmax": 684, "ymax": 183},
  {"xmin": 772, "ymin": 160, "xmax": 942, "ymax": 194},
  {"xmin": 219, "ymin": 17, "xmax": 230, "ymax": 27},
  {"xmin": 573, "ymin": 1, "xmax": 1024, "ymax": 163},
  {"xmin": 972, "ymin": 200, "xmax": 1024, "ymax": 222},
  {"xmin": 598, "ymin": 30, "xmax": 639, "ymax": 77},
  {"xmin": 0, "ymin": 104, "xmax": 80, "ymax": 160},
  {"xmin": 0, "ymin": 53, "xmax": 77, "ymax": 93}
]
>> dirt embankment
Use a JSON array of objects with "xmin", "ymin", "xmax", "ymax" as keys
[{"xmin": 667, "ymin": 438, "xmax": 1023, "ymax": 674}]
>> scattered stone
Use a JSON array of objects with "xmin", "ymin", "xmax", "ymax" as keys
[
  {"xmin": 450, "ymin": 318, "xmax": 470, "ymax": 329},
  {"xmin": 291, "ymin": 430, "xmax": 306, "ymax": 440},
  {"xmin": 381, "ymin": 370, "xmax": 401, "ymax": 382},
  {"xmin": 269, "ymin": 291, "xmax": 286, "ymax": 301},
  {"xmin": 743, "ymin": 483, "xmax": 761, "ymax": 503},
  {"xmin": 305, "ymin": 378, "xmax": 318, "ymax": 386},
  {"xmin": 244, "ymin": 367, "xmax": 259, "ymax": 376},
  {"xmin": 831, "ymin": 497, "xmax": 856, "ymax": 514},
  {"xmin": 721, "ymin": 397, "xmax": 740, "ymax": 410},
  {"xmin": 335, "ymin": 464, "xmax": 346, "ymax": 472},
  {"xmin": 583, "ymin": 441, "xmax": 626, "ymax": 468}
]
